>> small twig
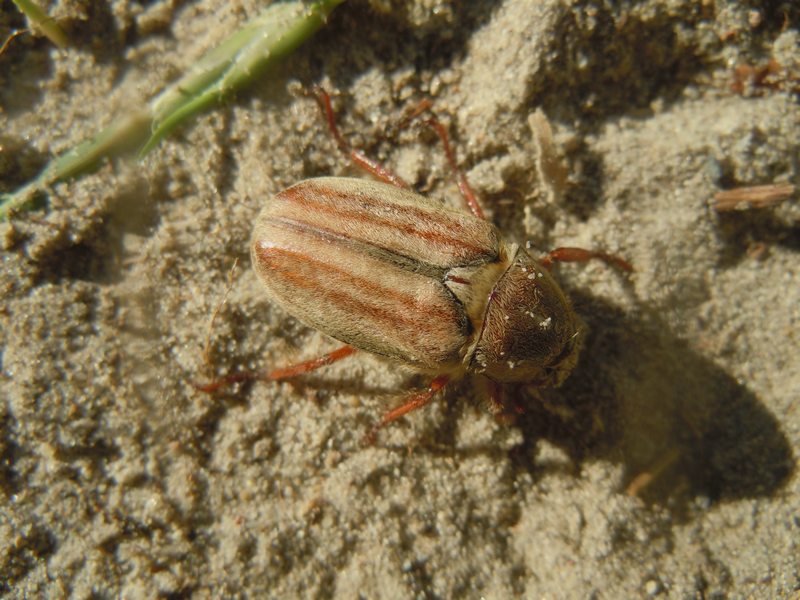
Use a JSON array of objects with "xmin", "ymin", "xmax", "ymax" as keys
[
  {"xmin": 713, "ymin": 183, "xmax": 795, "ymax": 211},
  {"xmin": 625, "ymin": 447, "xmax": 681, "ymax": 497},
  {"xmin": 730, "ymin": 58, "xmax": 799, "ymax": 96},
  {"xmin": 0, "ymin": 28, "xmax": 29, "ymax": 58}
]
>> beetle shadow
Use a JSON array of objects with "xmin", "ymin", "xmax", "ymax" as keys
[
  {"xmin": 204, "ymin": 278, "xmax": 793, "ymax": 515},
  {"xmin": 248, "ymin": 286, "xmax": 793, "ymax": 516},
  {"xmin": 497, "ymin": 289, "xmax": 794, "ymax": 513}
]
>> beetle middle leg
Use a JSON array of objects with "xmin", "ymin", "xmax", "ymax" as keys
[{"xmin": 365, "ymin": 375, "xmax": 451, "ymax": 444}]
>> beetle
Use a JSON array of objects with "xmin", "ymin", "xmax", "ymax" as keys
[{"xmin": 200, "ymin": 87, "xmax": 630, "ymax": 440}]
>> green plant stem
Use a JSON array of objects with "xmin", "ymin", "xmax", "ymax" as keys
[
  {"xmin": 11, "ymin": 0, "xmax": 68, "ymax": 47},
  {"xmin": 1, "ymin": 0, "xmax": 347, "ymax": 220}
]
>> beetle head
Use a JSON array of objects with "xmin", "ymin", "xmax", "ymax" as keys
[{"xmin": 470, "ymin": 248, "xmax": 582, "ymax": 385}]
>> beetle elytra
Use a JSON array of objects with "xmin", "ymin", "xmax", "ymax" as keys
[{"xmin": 201, "ymin": 87, "xmax": 631, "ymax": 441}]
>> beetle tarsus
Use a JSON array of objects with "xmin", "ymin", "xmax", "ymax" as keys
[
  {"xmin": 193, "ymin": 370, "xmax": 261, "ymax": 393},
  {"xmin": 625, "ymin": 447, "xmax": 681, "ymax": 496},
  {"xmin": 486, "ymin": 378, "xmax": 504, "ymax": 414},
  {"xmin": 306, "ymin": 85, "xmax": 486, "ymax": 219}
]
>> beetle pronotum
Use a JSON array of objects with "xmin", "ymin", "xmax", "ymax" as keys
[{"xmin": 200, "ymin": 86, "xmax": 630, "ymax": 441}]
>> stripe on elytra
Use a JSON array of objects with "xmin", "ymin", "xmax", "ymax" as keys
[
  {"xmin": 265, "ymin": 216, "xmax": 448, "ymax": 279},
  {"xmin": 255, "ymin": 245, "xmax": 464, "ymax": 333},
  {"xmin": 278, "ymin": 184, "xmax": 493, "ymax": 258}
]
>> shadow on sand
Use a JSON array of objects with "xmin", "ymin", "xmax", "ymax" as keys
[{"xmin": 499, "ymin": 289, "xmax": 794, "ymax": 513}]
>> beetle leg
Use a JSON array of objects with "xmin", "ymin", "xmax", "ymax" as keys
[
  {"xmin": 195, "ymin": 345, "xmax": 357, "ymax": 393},
  {"xmin": 486, "ymin": 379, "xmax": 505, "ymax": 414},
  {"xmin": 263, "ymin": 345, "xmax": 358, "ymax": 379},
  {"xmin": 485, "ymin": 380, "xmax": 529, "ymax": 426},
  {"xmin": 304, "ymin": 85, "xmax": 410, "ymax": 189},
  {"xmin": 389, "ymin": 99, "xmax": 486, "ymax": 220},
  {"xmin": 365, "ymin": 374, "xmax": 451, "ymax": 444},
  {"xmin": 423, "ymin": 116, "xmax": 486, "ymax": 220},
  {"xmin": 540, "ymin": 246, "xmax": 633, "ymax": 272}
]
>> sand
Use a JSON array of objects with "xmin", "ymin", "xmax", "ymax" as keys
[{"xmin": 1, "ymin": 0, "xmax": 798, "ymax": 597}]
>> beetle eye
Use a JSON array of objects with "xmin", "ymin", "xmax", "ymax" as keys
[{"xmin": 548, "ymin": 337, "xmax": 577, "ymax": 370}]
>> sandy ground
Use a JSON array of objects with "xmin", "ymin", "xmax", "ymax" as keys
[{"xmin": 1, "ymin": 0, "xmax": 798, "ymax": 597}]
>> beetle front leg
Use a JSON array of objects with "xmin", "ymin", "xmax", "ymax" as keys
[
  {"xmin": 484, "ymin": 379, "xmax": 530, "ymax": 426},
  {"xmin": 195, "ymin": 345, "xmax": 358, "ymax": 393},
  {"xmin": 541, "ymin": 246, "xmax": 633, "ymax": 272},
  {"xmin": 365, "ymin": 374, "xmax": 451, "ymax": 444},
  {"xmin": 485, "ymin": 378, "xmax": 505, "ymax": 415}
]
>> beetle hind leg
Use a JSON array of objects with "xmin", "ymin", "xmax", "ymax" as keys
[
  {"xmin": 422, "ymin": 116, "xmax": 486, "ymax": 220},
  {"xmin": 302, "ymin": 85, "xmax": 411, "ymax": 190},
  {"xmin": 392, "ymin": 100, "xmax": 486, "ymax": 220},
  {"xmin": 195, "ymin": 345, "xmax": 358, "ymax": 393}
]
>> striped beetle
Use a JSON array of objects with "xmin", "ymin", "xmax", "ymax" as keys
[{"xmin": 201, "ymin": 87, "xmax": 630, "ymax": 441}]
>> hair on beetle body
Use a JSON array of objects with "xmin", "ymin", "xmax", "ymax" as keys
[{"xmin": 199, "ymin": 86, "xmax": 631, "ymax": 441}]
